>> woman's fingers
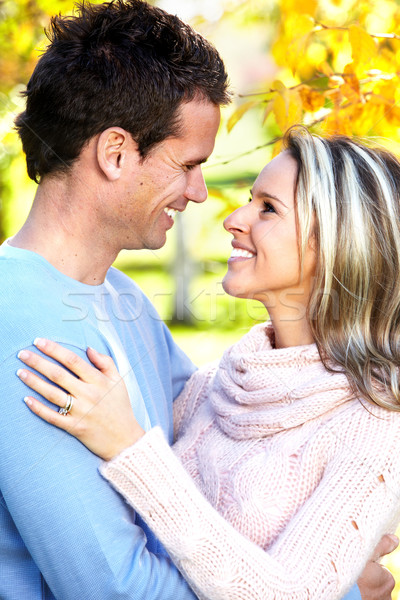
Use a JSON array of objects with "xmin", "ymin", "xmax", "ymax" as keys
[
  {"xmin": 17, "ymin": 349, "xmax": 83, "ymax": 396},
  {"xmin": 33, "ymin": 338, "xmax": 102, "ymax": 383},
  {"xmin": 24, "ymin": 396, "xmax": 75, "ymax": 431},
  {"xmin": 86, "ymin": 347, "xmax": 120, "ymax": 381},
  {"xmin": 17, "ymin": 367, "xmax": 72, "ymax": 408},
  {"xmin": 20, "ymin": 350, "xmax": 145, "ymax": 460}
]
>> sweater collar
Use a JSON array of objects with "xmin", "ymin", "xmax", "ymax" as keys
[{"xmin": 210, "ymin": 322, "xmax": 354, "ymax": 439}]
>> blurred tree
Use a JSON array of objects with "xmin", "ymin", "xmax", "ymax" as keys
[
  {"xmin": 225, "ymin": 0, "xmax": 400, "ymax": 158},
  {"xmin": 0, "ymin": 0, "xmax": 76, "ymax": 241}
]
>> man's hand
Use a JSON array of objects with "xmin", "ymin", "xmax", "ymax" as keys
[{"xmin": 358, "ymin": 534, "xmax": 398, "ymax": 600}]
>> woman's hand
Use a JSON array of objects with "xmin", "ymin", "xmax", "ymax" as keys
[{"xmin": 17, "ymin": 339, "xmax": 145, "ymax": 461}]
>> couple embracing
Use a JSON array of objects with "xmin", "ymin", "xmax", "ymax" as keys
[{"xmin": 1, "ymin": 1, "xmax": 399, "ymax": 599}]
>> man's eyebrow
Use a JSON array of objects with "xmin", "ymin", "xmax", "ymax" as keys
[
  {"xmin": 249, "ymin": 189, "xmax": 288, "ymax": 208},
  {"xmin": 187, "ymin": 157, "xmax": 208, "ymax": 166}
]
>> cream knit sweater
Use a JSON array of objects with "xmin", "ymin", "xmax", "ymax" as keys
[{"xmin": 100, "ymin": 322, "xmax": 400, "ymax": 600}]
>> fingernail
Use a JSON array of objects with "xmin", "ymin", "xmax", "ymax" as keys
[
  {"xmin": 33, "ymin": 338, "xmax": 46, "ymax": 348},
  {"xmin": 23, "ymin": 397, "xmax": 33, "ymax": 406},
  {"xmin": 87, "ymin": 346, "xmax": 99, "ymax": 354},
  {"xmin": 17, "ymin": 350, "xmax": 30, "ymax": 360},
  {"xmin": 389, "ymin": 534, "xmax": 399, "ymax": 545},
  {"xmin": 17, "ymin": 369, "xmax": 27, "ymax": 380}
]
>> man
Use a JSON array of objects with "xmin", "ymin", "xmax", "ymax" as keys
[{"xmin": 0, "ymin": 1, "xmax": 395, "ymax": 598}]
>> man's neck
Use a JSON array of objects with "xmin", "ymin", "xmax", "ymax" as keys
[{"xmin": 10, "ymin": 180, "xmax": 118, "ymax": 285}]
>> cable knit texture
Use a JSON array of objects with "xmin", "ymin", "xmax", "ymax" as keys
[{"xmin": 101, "ymin": 322, "xmax": 400, "ymax": 600}]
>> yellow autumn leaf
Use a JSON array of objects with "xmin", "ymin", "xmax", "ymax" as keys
[
  {"xmin": 284, "ymin": 14, "xmax": 315, "ymax": 75},
  {"xmin": 271, "ymin": 138, "xmax": 284, "ymax": 158},
  {"xmin": 348, "ymin": 25, "xmax": 377, "ymax": 75},
  {"xmin": 319, "ymin": 62, "xmax": 334, "ymax": 77},
  {"xmin": 385, "ymin": 104, "xmax": 400, "ymax": 125},
  {"xmin": 227, "ymin": 100, "xmax": 259, "ymax": 133},
  {"xmin": 271, "ymin": 38, "xmax": 288, "ymax": 69},
  {"xmin": 368, "ymin": 93, "xmax": 392, "ymax": 106},
  {"xmin": 287, "ymin": 90, "xmax": 303, "ymax": 127},
  {"xmin": 340, "ymin": 64, "xmax": 361, "ymax": 103},
  {"xmin": 323, "ymin": 110, "xmax": 353, "ymax": 136},
  {"xmin": 285, "ymin": 13, "xmax": 315, "ymax": 38},
  {"xmin": 351, "ymin": 101, "xmax": 384, "ymax": 134},
  {"xmin": 263, "ymin": 101, "xmax": 274, "ymax": 125},
  {"xmin": 299, "ymin": 86, "xmax": 326, "ymax": 112},
  {"xmin": 280, "ymin": 0, "xmax": 318, "ymax": 17},
  {"xmin": 326, "ymin": 88, "xmax": 343, "ymax": 104},
  {"xmin": 372, "ymin": 80, "xmax": 398, "ymax": 103},
  {"xmin": 273, "ymin": 92, "xmax": 289, "ymax": 132},
  {"xmin": 272, "ymin": 79, "xmax": 288, "ymax": 94}
]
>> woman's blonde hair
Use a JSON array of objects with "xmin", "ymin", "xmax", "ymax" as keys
[{"xmin": 284, "ymin": 126, "xmax": 400, "ymax": 410}]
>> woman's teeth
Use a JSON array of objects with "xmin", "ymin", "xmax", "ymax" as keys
[
  {"xmin": 230, "ymin": 248, "xmax": 256, "ymax": 259},
  {"xmin": 165, "ymin": 208, "xmax": 178, "ymax": 219}
]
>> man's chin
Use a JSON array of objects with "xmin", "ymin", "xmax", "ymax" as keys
[
  {"xmin": 123, "ymin": 234, "xmax": 167, "ymax": 252},
  {"xmin": 147, "ymin": 235, "xmax": 167, "ymax": 251}
]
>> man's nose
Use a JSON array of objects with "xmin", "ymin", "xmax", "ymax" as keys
[{"xmin": 185, "ymin": 166, "xmax": 208, "ymax": 203}]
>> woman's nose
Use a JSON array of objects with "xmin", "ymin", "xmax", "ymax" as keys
[{"xmin": 223, "ymin": 205, "xmax": 251, "ymax": 234}]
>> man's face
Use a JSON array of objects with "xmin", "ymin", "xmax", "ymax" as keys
[{"xmin": 111, "ymin": 99, "xmax": 221, "ymax": 251}]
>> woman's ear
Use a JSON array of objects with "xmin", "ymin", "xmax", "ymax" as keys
[
  {"xmin": 96, "ymin": 127, "xmax": 136, "ymax": 181},
  {"xmin": 307, "ymin": 215, "xmax": 318, "ymax": 252},
  {"xmin": 308, "ymin": 231, "xmax": 317, "ymax": 252}
]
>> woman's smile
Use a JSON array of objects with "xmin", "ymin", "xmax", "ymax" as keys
[{"xmin": 228, "ymin": 242, "xmax": 257, "ymax": 262}]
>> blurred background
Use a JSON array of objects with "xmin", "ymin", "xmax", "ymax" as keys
[{"xmin": 2, "ymin": 0, "xmax": 400, "ymax": 591}]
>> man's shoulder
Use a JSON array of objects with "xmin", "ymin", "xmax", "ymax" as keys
[
  {"xmin": 0, "ymin": 253, "xmax": 68, "ymax": 309},
  {"xmin": 106, "ymin": 265, "xmax": 161, "ymax": 318},
  {"xmin": 0, "ymin": 256, "xmax": 89, "ymax": 361},
  {"xmin": 0, "ymin": 250, "xmax": 46, "ymax": 276},
  {"xmin": 107, "ymin": 266, "xmax": 147, "ymax": 294}
]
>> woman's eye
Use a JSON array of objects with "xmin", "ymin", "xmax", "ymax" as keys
[{"xmin": 262, "ymin": 201, "xmax": 276, "ymax": 213}]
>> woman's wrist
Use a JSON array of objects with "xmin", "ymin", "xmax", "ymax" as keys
[{"xmin": 105, "ymin": 425, "xmax": 146, "ymax": 462}]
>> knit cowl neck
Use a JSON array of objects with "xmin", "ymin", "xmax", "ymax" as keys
[{"xmin": 209, "ymin": 321, "xmax": 354, "ymax": 439}]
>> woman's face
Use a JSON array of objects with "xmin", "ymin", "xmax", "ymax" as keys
[{"xmin": 222, "ymin": 151, "xmax": 316, "ymax": 311}]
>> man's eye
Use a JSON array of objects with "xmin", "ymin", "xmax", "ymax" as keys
[{"xmin": 184, "ymin": 164, "xmax": 196, "ymax": 172}]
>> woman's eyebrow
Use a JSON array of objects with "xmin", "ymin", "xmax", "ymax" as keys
[{"xmin": 250, "ymin": 189, "xmax": 288, "ymax": 209}]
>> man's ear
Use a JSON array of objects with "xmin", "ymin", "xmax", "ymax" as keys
[{"xmin": 96, "ymin": 127, "xmax": 136, "ymax": 181}]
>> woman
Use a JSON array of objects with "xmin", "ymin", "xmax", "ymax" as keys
[{"xmin": 17, "ymin": 128, "xmax": 400, "ymax": 599}]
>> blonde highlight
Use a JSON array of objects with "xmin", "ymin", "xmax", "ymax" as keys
[{"xmin": 284, "ymin": 127, "xmax": 400, "ymax": 410}]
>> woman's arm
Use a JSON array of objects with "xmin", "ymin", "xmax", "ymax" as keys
[
  {"xmin": 98, "ymin": 424, "xmax": 400, "ymax": 600},
  {"xmin": 18, "ymin": 340, "xmax": 400, "ymax": 600},
  {"xmin": 173, "ymin": 362, "xmax": 218, "ymax": 441}
]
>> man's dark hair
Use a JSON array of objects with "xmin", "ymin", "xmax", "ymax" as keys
[{"xmin": 15, "ymin": 0, "xmax": 230, "ymax": 183}]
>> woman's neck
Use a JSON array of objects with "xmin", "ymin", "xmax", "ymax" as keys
[{"xmin": 266, "ymin": 306, "xmax": 315, "ymax": 349}]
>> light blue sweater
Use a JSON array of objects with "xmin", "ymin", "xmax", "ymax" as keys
[
  {"xmin": 0, "ymin": 242, "xmax": 361, "ymax": 599},
  {"xmin": 0, "ymin": 242, "xmax": 197, "ymax": 599}
]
